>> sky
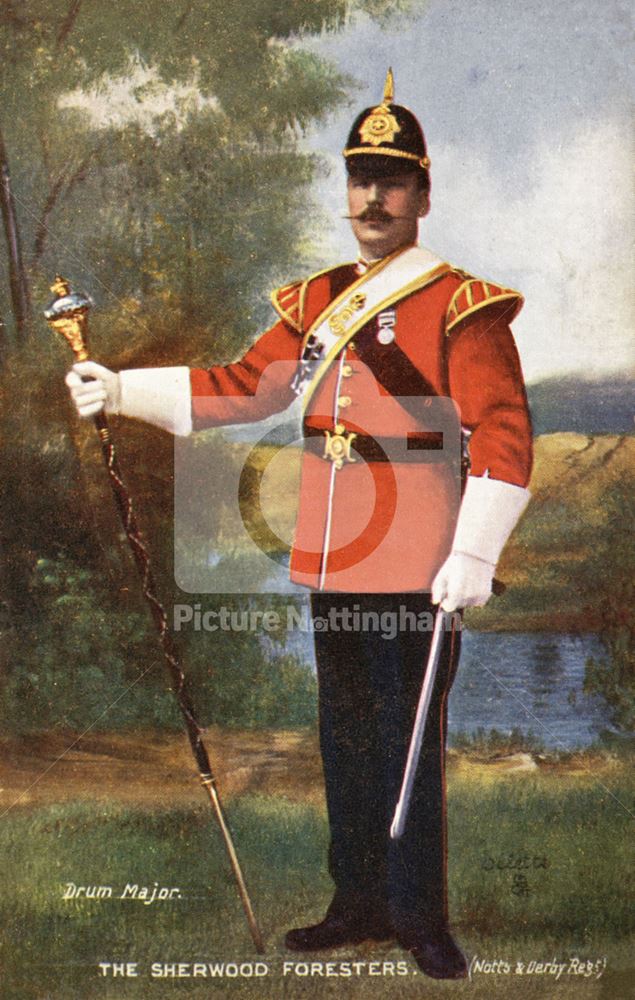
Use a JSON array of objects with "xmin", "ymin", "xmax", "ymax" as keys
[
  {"xmin": 61, "ymin": 0, "xmax": 634, "ymax": 384},
  {"xmin": 299, "ymin": 0, "xmax": 634, "ymax": 382}
]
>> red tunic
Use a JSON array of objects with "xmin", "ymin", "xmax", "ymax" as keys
[{"xmin": 190, "ymin": 261, "xmax": 532, "ymax": 592}]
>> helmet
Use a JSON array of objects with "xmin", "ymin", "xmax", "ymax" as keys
[{"xmin": 344, "ymin": 69, "xmax": 430, "ymax": 189}]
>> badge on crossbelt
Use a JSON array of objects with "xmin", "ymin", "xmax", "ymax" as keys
[
  {"xmin": 290, "ymin": 334, "xmax": 324, "ymax": 396},
  {"xmin": 377, "ymin": 308, "xmax": 396, "ymax": 345}
]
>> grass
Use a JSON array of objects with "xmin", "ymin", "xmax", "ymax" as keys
[{"xmin": 1, "ymin": 773, "xmax": 633, "ymax": 999}]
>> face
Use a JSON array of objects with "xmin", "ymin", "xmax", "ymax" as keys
[{"xmin": 346, "ymin": 170, "xmax": 429, "ymax": 260}]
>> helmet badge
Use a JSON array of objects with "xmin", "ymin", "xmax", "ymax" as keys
[{"xmin": 358, "ymin": 68, "xmax": 401, "ymax": 147}]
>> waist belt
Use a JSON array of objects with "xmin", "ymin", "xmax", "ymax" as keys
[{"xmin": 303, "ymin": 424, "xmax": 444, "ymax": 469}]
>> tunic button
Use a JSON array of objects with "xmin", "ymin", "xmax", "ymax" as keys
[
  {"xmin": 337, "ymin": 395, "xmax": 352, "ymax": 408},
  {"xmin": 349, "ymin": 342, "xmax": 357, "ymax": 352},
  {"xmin": 341, "ymin": 364, "xmax": 353, "ymax": 378}
]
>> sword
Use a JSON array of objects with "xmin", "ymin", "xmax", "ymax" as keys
[
  {"xmin": 390, "ymin": 579, "xmax": 505, "ymax": 840},
  {"xmin": 390, "ymin": 607, "xmax": 448, "ymax": 840},
  {"xmin": 44, "ymin": 277, "xmax": 264, "ymax": 952}
]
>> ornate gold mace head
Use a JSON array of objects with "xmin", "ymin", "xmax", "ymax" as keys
[{"xmin": 44, "ymin": 275, "xmax": 92, "ymax": 361}]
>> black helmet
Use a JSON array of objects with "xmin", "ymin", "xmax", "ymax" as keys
[{"xmin": 344, "ymin": 70, "xmax": 430, "ymax": 187}]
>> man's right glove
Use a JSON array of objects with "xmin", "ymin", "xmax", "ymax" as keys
[
  {"xmin": 65, "ymin": 361, "xmax": 121, "ymax": 418},
  {"xmin": 65, "ymin": 363, "xmax": 192, "ymax": 436}
]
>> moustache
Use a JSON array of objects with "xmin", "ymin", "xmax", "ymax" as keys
[{"xmin": 342, "ymin": 210, "xmax": 416, "ymax": 222}]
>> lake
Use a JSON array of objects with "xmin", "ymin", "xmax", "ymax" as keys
[
  {"xmin": 279, "ymin": 625, "xmax": 613, "ymax": 750},
  {"xmin": 447, "ymin": 630, "xmax": 611, "ymax": 749}
]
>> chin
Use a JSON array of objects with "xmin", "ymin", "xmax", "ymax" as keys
[
  {"xmin": 360, "ymin": 228, "xmax": 392, "ymax": 249},
  {"xmin": 367, "ymin": 238, "xmax": 404, "ymax": 259}
]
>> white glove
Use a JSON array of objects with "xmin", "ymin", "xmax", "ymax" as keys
[
  {"xmin": 66, "ymin": 362, "xmax": 192, "ymax": 435},
  {"xmin": 431, "ymin": 476, "xmax": 531, "ymax": 612},
  {"xmin": 431, "ymin": 552, "xmax": 495, "ymax": 612},
  {"xmin": 65, "ymin": 361, "xmax": 121, "ymax": 418}
]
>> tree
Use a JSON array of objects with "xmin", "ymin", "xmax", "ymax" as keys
[
  {"xmin": 0, "ymin": 1, "xmax": 411, "ymax": 345},
  {"xmin": 583, "ymin": 467, "xmax": 635, "ymax": 732},
  {"xmin": 0, "ymin": 0, "xmax": 416, "ymax": 725}
]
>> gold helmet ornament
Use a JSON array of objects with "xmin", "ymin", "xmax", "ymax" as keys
[{"xmin": 344, "ymin": 69, "xmax": 431, "ymax": 186}]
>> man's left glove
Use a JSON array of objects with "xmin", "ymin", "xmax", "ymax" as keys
[
  {"xmin": 431, "ymin": 476, "xmax": 531, "ymax": 612},
  {"xmin": 431, "ymin": 551, "xmax": 495, "ymax": 611}
]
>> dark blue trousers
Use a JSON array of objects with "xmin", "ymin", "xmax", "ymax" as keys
[{"xmin": 311, "ymin": 592, "xmax": 461, "ymax": 940}]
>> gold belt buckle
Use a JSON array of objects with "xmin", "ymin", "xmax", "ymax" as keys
[{"xmin": 323, "ymin": 425, "xmax": 357, "ymax": 470}]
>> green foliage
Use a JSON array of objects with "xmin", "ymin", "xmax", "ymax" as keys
[
  {"xmin": 0, "ymin": 0, "xmax": 406, "ymax": 342},
  {"xmin": 0, "ymin": 555, "xmax": 316, "ymax": 733},
  {"xmin": 0, "ymin": 556, "xmax": 178, "ymax": 732},
  {"xmin": 179, "ymin": 594, "xmax": 317, "ymax": 729},
  {"xmin": 0, "ymin": 1, "xmax": 404, "ymax": 732},
  {"xmin": 583, "ymin": 478, "xmax": 635, "ymax": 732},
  {"xmin": 450, "ymin": 727, "xmax": 545, "ymax": 755}
]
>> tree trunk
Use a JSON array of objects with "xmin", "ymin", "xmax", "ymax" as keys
[
  {"xmin": 0, "ymin": 123, "xmax": 31, "ymax": 342},
  {"xmin": 183, "ymin": 219, "xmax": 195, "ymax": 320}
]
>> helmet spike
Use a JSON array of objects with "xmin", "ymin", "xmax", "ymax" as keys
[{"xmin": 383, "ymin": 67, "xmax": 394, "ymax": 105}]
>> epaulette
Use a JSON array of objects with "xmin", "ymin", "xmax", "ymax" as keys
[
  {"xmin": 270, "ymin": 279, "xmax": 307, "ymax": 334},
  {"xmin": 271, "ymin": 263, "xmax": 356, "ymax": 335},
  {"xmin": 445, "ymin": 274, "xmax": 524, "ymax": 335}
]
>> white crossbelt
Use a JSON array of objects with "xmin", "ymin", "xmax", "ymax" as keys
[{"xmin": 299, "ymin": 244, "xmax": 449, "ymax": 411}]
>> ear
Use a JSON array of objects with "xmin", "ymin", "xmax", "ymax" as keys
[{"xmin": 417, "ymin": 192, "xmax": 430, "ymax": 218}]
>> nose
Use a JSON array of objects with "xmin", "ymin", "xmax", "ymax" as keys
[{"xmin": 366, "ymin": 182, "xmax": 384, "ymax": 204}]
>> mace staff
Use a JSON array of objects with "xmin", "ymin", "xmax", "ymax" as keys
[{"xmin": 44, "ymin": 276, "xmax": 264, "ymax": 953}]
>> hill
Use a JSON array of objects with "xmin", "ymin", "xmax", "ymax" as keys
[
  {"xmin": 468, "ymin": 433, "xmax": 634, "ymax": 631},
  {"xmin": 527, "ymin": 374, "xmax": 633, "ymax": 435}
]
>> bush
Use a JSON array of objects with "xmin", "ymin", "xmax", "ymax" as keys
[
  {"xmin": 583, "ymin": 476, "xmax": 635, "ymax": 731},
  {"xmin": 0, "ymin": 557, "xmax": 179, "ymax": 732},
  {"xmin": 0, "ymin": 559, "xmax": 317, "ymax": 733}
]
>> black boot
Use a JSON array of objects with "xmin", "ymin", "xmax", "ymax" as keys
[
  {"xmin": 285, "ymin": 898, "xmax": 393, "ymax": 952},
  {"xmin": 398, "ymin": 927, "xmax": 468, "ymax": 980}
]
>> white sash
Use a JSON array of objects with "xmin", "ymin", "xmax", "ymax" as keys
[{"xmin": 300, "ymin": 245, "xmax": 450, "ymax": 412}]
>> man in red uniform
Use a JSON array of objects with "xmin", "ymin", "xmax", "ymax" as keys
[{"xmin": 67, "ymin": 72, "xmax": 532, "ymax": 979}]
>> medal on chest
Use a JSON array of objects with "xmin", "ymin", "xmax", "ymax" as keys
[{"xmin": 376, "ymin": 308, "xmax": 397, "ymax": 345}]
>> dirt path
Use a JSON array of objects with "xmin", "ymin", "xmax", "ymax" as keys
[
  {"xmin": 0, "ymin": 729, "xmax": 623, "ymax": 815},
  {"xmin": 0, "ymin": 729, "xmax": 327, "ymax": 813}
]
